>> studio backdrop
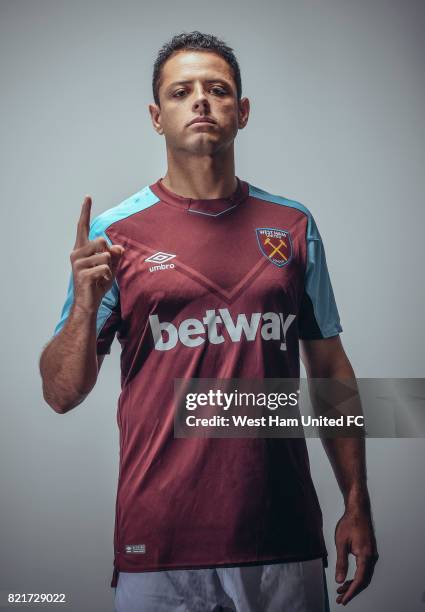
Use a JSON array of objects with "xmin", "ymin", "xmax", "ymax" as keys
[{"xmin": 1, "ymin": 0, "xmax": 424, "ymax": 610}]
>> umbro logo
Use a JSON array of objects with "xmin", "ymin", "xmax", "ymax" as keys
[
  {"xmin": 145, "ymin": 252, "xmax": 176, "ymax": 264},
  {"xmin": 145, "ymin": 252, "xmax": 176, "ymax": 273}
]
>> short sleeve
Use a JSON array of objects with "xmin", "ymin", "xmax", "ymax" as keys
[
  {"xmin": 298, "ymin": 213, "xmax": 343, "ymax": 340},
  {"xmin": 51, "ymin": 217, "xmax": 122, "ymax": 356}
]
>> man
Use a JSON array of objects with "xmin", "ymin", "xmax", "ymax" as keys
[{"xmin": 39, "ymin": 31, "xmax": 378, "ymax": 611}]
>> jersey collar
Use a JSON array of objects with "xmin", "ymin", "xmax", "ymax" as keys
[{"xmin": 149, "ymin": 176, "xmax": 249, "ymax": 216}]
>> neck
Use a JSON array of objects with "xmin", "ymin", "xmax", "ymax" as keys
[{"xmin": 161, "ymin": 144, "xmax": 237, "ymax": 199}]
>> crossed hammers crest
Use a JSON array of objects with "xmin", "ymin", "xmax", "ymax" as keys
[{"xmin": 264, "ymin": 237, "xmax": 288, "ymax": 261}]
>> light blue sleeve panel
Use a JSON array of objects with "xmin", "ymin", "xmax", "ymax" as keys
[
  {"xmin": 51, "ymin": 186, "xmax": 160, "ymax": 354},
  {"xmin": 298, "ymin": 213, "xmax": 343, "ymax": 339}
]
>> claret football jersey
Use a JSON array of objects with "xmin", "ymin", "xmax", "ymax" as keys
[{"xmin": 52, "ymin": 176, "xmax": 343, "ymax": 587}]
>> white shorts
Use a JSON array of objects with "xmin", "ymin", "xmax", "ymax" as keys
[{"xmin": 114, "ymin": 558, "xmax": 330, "ymax": 612}]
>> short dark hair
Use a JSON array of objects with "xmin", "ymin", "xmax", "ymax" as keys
[{"xmin": 152, "ymin": 31, "xmax": 242, "ymax": 106}]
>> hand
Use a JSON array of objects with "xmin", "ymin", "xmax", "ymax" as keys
[
  {"xmin": 334, "ymin": 509, "xmax": 379, "ymax": 606},
  {"xmin": 70, "ymin": 195, "xmax": 125, "ymax": 313}
]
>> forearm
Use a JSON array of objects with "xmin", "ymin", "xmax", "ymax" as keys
[
  {"xmin": 321, "ymin": 434, "xmax": 370, "ymax": 512},
  {"xmin": 309, "ymin": 359, "xmax": 371, "ymax": 513},
  {"xmin": 39, "ymin": 305, "xmax": 99, "ymax": 413}
]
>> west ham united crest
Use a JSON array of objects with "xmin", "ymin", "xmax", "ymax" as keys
[{"xmin": 256, "ymin": 227, "xmax": 293, "ymax": 268}]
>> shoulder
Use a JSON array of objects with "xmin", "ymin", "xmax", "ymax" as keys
[
  {"xmin": 247, "ymin": 182, "xmax": 320, "ymax": 240},
  {"xmin": 88, "ymin": 184, "xmax": 160, "ymax": 241}
]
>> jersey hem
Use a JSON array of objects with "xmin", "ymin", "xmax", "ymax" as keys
[{"xmin": 110, "ymin": 551, "xmax": 328, "ymax": 587}]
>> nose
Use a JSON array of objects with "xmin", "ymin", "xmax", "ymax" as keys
[{"xmin": 192, "ymin": 83, "xmax": 210, "ymax": 112}]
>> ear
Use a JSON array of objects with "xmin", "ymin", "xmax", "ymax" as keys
[
  {"xmin": 238, "ymin": 97, "xmax": 250, "ymax": 130},
  {"xmin": 148, "ymin": 103, "xmax": 164, "ymax": 135}
]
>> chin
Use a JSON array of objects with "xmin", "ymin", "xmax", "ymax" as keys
[{"xmin": 184, "ymin": 137, "xmax": 223, "ymax": 155}]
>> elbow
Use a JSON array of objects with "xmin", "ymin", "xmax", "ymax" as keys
[
  {"xmin": 39, "ymin": 363, "xmax": 95, "ymax": 414},
  {"xmin": 43, "ymin": 393, "xmax": 75, "ymax": 414},
  {"xmin": 41, "ymin": 384, "xmax": 83, "ymax": 414},
  {"xmin": 51, "ymin": 402, "xmax": 73, "ymax": 415}
]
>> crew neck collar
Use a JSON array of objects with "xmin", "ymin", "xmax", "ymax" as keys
[{"xmin": 149, "ymin": 176, "xmax": 249, "ymax": 216}]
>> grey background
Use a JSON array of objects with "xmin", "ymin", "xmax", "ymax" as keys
[{"xmin": 1, "ymin": 0, "xmax": 424, "ymax": 610}]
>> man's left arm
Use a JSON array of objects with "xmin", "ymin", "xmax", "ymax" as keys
[{"xmin": 300, "ymin": 335, "xmax": 379, "ymax": 607}]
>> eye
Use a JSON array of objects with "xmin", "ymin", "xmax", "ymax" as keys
[
  {"xmin": 211, "ymin": 86, "xmax": 226, "ymax": 95},
  {"xmin": 172, "ymin": 86, "xmax": 227, "ymax": 98}
]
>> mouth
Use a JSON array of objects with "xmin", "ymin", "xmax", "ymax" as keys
[{"xmin": 187, "ymin": 116, "xmax": 217, "ymax": 126}]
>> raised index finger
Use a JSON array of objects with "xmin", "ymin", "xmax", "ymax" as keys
[{"xmin": 74, "ymin": 195, "xmax": 92, "ymax": 249}]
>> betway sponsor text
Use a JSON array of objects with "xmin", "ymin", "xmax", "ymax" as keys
[{"xmin": 149, "ymin": 309, "xmax": 296, "ymax": 351}]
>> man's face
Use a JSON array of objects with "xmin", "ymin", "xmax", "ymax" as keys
[{"xmin": 149, "ymin": 50, "xmax": 249, "ymax": 155}]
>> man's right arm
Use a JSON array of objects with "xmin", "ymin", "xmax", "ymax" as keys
[
  {"xmin": 39, "ymin": 306, "xmax": 102, "ymax": 414},
  {"xmin": 39, "ymin": 195, "xmax": 124, "ymax": 414}
]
